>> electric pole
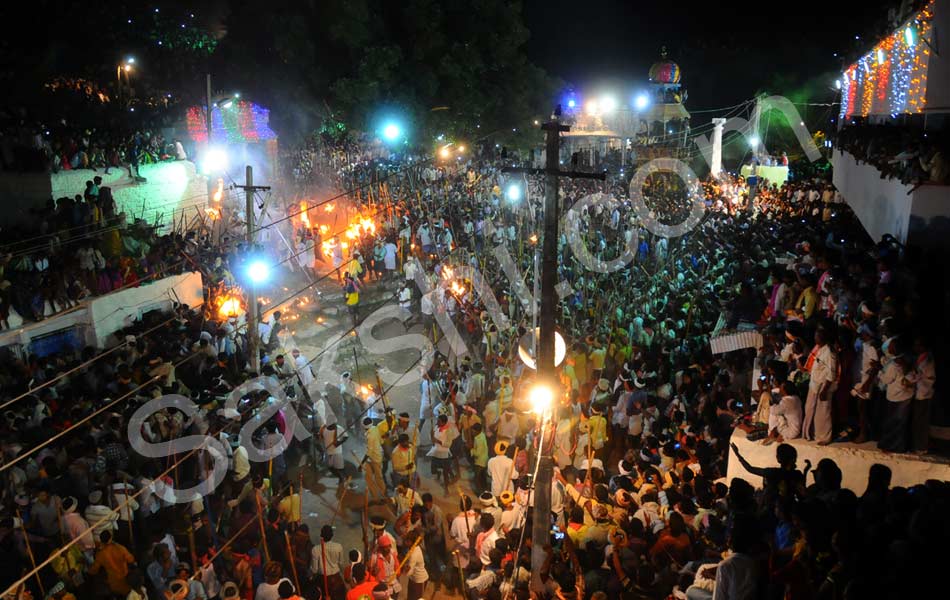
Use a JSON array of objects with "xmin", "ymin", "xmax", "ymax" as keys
[
  {"xmin": 504, "ymin": 109, "xmax": 606, "ymax": 592},
  {"xmin": 233, "ymin": 165, "xmax": 271, "ymax": 374}
]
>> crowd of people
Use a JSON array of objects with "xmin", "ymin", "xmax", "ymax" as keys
[
  {"xmin": 0, "ymin": 115, "xmax": 186, "ymax": 174},
  {"xmin": 0, "ymin": 171, "xmax": 224, "ymax": 328},
  {"xmin": 0, "ymin": 133, "xmax": 944, "ymax": 600},
  {"xmin": 834, "ymin": 122, "xmax": 948, "ymax": 186}
]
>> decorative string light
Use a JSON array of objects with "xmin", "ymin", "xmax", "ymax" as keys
[
  {"xmin": 186, "ymin": 101, "xmax": 277, "ymax": 143},
  {"xmin": 840, "ymin": 0, "xmax": 933, "ymax": 118}
]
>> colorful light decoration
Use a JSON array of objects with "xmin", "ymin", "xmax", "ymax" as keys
[
  {"xmin": 839, "ymin": 0, "xmax": 933, "ymax": 119},
  {"xmin": 187, "ymin": 100, "xmax": 277, "ymax": 144}
]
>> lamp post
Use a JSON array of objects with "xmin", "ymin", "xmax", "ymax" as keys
[
  {"xmin": 116, "ymin": 59, "xmax": 134, "ymax": 104},
  {"xmin": 504, "ymin": 110, "xmax": 606, "ymax": 592}
]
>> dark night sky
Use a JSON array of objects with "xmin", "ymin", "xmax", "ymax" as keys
[{"xmin": 524, "ymin": 0, "xmax": 885, "ymax": 112}]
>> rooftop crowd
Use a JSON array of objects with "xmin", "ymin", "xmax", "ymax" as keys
[
  {"xmin": 0, "ymin": 135, "xmax": 944, "ymax": 600},
  {"xmin": 833, "ymin": 122, "xmax": 948, "ymax": 186}
]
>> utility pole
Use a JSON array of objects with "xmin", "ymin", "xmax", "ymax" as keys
[
  {"xmin": 205, "ymin": 74, "xmax": 213, "ymax": 149},
  {"xmin": 233, "ymin": 165, "xmax": 271, "ymax": 374},
  {"xmin": 504, "ymin": 109, "xmax": 605, "ymax": 592}
]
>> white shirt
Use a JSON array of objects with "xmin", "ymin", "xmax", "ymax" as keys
[
  {"xmin": 487, "ymin": 455, "xmax": 516, "ymax": 497},
  {"xmin": 768, "ymin": 395, "xmax": 802, "ymax": 439},
  {"xmin": 406, "ymin": 544, "xmax": 428, "ymax": 583},
  {"xmin": 311, "ymin": 540, "xmax": 344, "ymax": 575},
  {"xmin": 713, "ymin": 552, "xmax": 758, "ymax": 600},
  {"xmin": 879, "ymin": 360, "xmax": 915, "ymax": 402},
  {"xmin": 232, "ymin": 445, "xmax": 250, "ymax": 481},
  {"xmin": 477, "ymin": 528, "xmax": 499, "ymax": 565},
  {"xmin": 808, "ymin": 345, "xmax": 837, "ymax": 389},
  {"xmin": 289, "ymin": 354, "xmax": 311, "ymax": 387}
]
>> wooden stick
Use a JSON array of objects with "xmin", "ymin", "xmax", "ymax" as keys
[
  {"xmin": 16, "ymin": 510, "xmax": 44, "ymax": 597},
  {"xmin": 284, "ymin": 530, "xmax": 302, "ymax": 592},
  {"xmin": 298, "ymin": 470, "xmax": 305, "ymax": 520},
  {"xmin": 254, "ymin": 492, "xmax": 271, "ymax": 562},
  {"xmin": 502, "ymin": 445, "xmax": 520, "ymax": 494},
  {"xmin": 387, "ymin": 535, "xmax": 423, "ymax": 584},
  {"xmin": 187, "ymin": 521, "xmax": 198, "ymax": 576},
  {"xmin": 123, "ymin": 476, "xmax": 135, "ymax": 548},
  {"xmin": 54, "ymin": 500, "xmax": 67, "ymax": 546},
  {"xmin": 329, "ymin": 476, "xmax": 353, "ymax": 527}
]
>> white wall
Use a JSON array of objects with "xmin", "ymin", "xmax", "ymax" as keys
[
  {"xmin": 88, "ymin": 272, "xmax": 204, "ymax": 346},
  {"xmin": 728, "ymin": 429, "xmax": 950, "ymax": 493},
  {"xmin": 832, "ymin": 150, "xmax": 914, "ymax": 243},
  {"xmin": 0, "ymin": 272, "xmax": 204, "ymax": 351},
  {"xmin": 0, "ymin": 161, "xmax": 208, "ymax": 229}
]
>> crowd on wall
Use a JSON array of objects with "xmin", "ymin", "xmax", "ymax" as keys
[
  {"xmin": 0, "ymin": 113, "xmax": 186, "ymax": 174},
  {"xmin": 0, "ymin": 173, "xmax": 222, "ymax": 328},
  {"xmin": 834, "ymin": 123, "xmax": 948, "ymax": 186},
  {"xmin": 0, "ymin": 136, "xmax": 944, "ymax": 600}
]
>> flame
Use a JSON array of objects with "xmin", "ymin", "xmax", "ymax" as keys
[
  {"xmin": 341, "ymin": 241, "xmax": 349, "ymax": 250},
  {"xmin": 359, "ymin": 217, "xmax": 376, "ymax": 235},
  {"xmin": 319, "ymin": 224, "xmax": 329, "ymax": 234},
  {"xmin": 324, "ymin": 203, "xmax": 335, "ymax": 213},
  {"xmin": 300, "ymin": 201, "xmax": 311, "ymax": 228},
  {"xmin": 212, "ymin": 178, "xmax": 224, "ymax": 203},
  {"xmin": 205, "ymin": 207, "xmax": 221, "ymax": 220},
  {"xmin": 441, "ymin": 266, "xmax": 454, "ymax": 280},
  {"xmin": 451, "ymin": 281, "xmax": 466, "ymax": 296},
  {"xmin": 216, "ymin": 296, "xmax": 243, "ymax": 319},
  {"xmin": 529, "ymin": 234, "xmax": 538, "ymax": 244},
  {"xmin": 321, "ymin": 238, "xmax": 338, "ymax": 257},
  {"xmin": 359, "ymin": 385, "xmax": 372, "ymax": 397}
]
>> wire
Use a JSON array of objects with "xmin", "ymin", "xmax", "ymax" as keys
[{"xmin": 0, "ymin": 312, "xmax": 181, "ymax": 413}]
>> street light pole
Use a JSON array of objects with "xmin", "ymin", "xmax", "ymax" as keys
[
  {"xmin": 506, "ymin": 112, "xmax": 606, "ymax": 592},
  {"xmin": 233, "ymin": 166, "xmax": 271, "ymax": 375},
  {"xmin": 246, "ymin": 166, "xmax": 259, "ymax": 375},
  {"xmin": 206, "ymin": 74, "xmax": 213, "ymax": 148}
]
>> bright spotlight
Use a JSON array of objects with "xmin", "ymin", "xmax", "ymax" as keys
[
  {"xmin": 585, "ymin": 100, "xmax": 599, "ymax": 115},
  {"xmin": 201, "ymin": 148, "xmax": 228, "ymax": 174},
  {"xmin": 221, "ymin": 100, "xmax": 233, "ymax": 109},
  {"xmin": 517, "ymin": 328, "xmax": 567, "ymax": 369},
  {"xmin": 439, "ymin": 146, "xmax": 451, "ymax": 159},
  {"xmin": 126, "ymin": 57, "xmax": 135, "ymax": 65},
  {"xmin": 382, "ymin": 123, "xmax": 402, "ymax": 142},
  {"xmin": 506, "ymin": 183, "xmax": 522, "ymax": 202},
  {"xmin": 247, "ymin": 260, "xmax": 270, "ymax": 284},
  {"xmin": 528, "ymin": 384, "xmax": 554, "ymax": 415},
  {"xmin": 835, "ymin": 79, "xmax": 841, "ymax": 89},
  {"xmin": 457, "ymin": 145, "xmax": 465, "ymax": 153},
  {"xmin": 634, "ymin": 93, "xmax": 650, "ymax": 110},
  {"xmin": 567, "ymin": 99, "xmax": 576, "ymax": 109},
  {"xmin": 905, "ymin": 25, "xmax": 915, "ymax": 46},
  {"xmin": 749, "ymin": 135, "xmax": 760, "ymax": 147},
  {"xmin": 600, "ymin": 95, "xmax": 618, "ymax": 113}
]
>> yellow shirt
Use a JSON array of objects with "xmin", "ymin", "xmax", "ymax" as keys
[
  {"xmin": 89, "ymin": 542, "xmax": 135, "ymax": 595},
  {"xmin": 391, "ymin": 445, "xmax": 414, "ymax": 475},
  {"xmin": 796, "ymin": 286, "xmax": 817, "ymax": 319},
  {"xmin": 366, "ymin": 425, "xmax": 383, "ymax": 464},
  {"xmin": 589, "ymin": 348, "xmax": 607, "ymax": 371},
  {"xmin": 588, "ymin": 415, "xmax": 608, "ymax": 449},
  {"xmin": 472, "ymin": 432, "xmax": 489, "ymax": 467},
  {"xmin": 574, "ymin": 353, "xmax": 588, "ymax": 385},
  {"xmin": 278, "ymin": 492, "xmax": 301, "ymax": 523}
]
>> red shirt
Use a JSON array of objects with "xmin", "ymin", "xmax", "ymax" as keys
[{"xmin": 346, "ymin": 578, "xmax": 378, "ymax": 600}]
